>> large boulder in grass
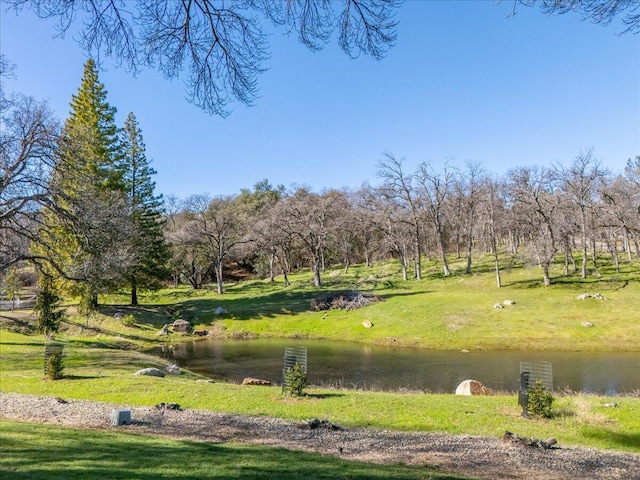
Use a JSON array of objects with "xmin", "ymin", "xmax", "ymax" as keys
[
  {"xmin": 455, "ymin": 379, "xmax": 491, "ymax": 396},
  {"xmin": 135, "ymin": 367, "xmax": 165, "ymax": 378}
]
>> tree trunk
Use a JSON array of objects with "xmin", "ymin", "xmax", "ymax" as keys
[
  {"xmin": 313, "ymin": 266, "xmax": 322, "ymax": 288},
  {"xmin": 465, "ymin": 240, "xmax": 472, "ymax": 275},
  {"xmin": 542, "ymin": 263, "xmax": 551, "ymax": 286},
  {"xmin": 131, "ymin": 278, "xmax": 138, "ymax": 306},
  {"xmin": 612, "ymin": 242, "xmax": 620, "ymax": 274},
  {"xmin": 563, "ymin": 238, "xmax": 570, "ymax": 276},
  {"xmin": 269, "ymin": 250, "xmax": 276, "ymax": 282},
  {"xmin": 216, "ymin": 262, "xmax": 224, "ymax": 294},
  {"xmin": 623, "ymin": 227, "xmax": 632, "ymax": 261},
  {"xmin": 581, "ymin": 234, "xmax": 588, "ymax": 279},
  {"xmin": 440, "ymin": 241, "xmax": 451, "ymax": 276}
]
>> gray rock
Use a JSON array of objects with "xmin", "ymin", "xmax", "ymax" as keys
[
  {"xmin": 134, "ymin": 367, "xmax": 165, "ymax": 378},
  {"xmin": 172, "ymin": 319, "xmax": 191, "ymax": 333}
]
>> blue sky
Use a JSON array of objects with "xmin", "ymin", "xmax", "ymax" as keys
[{"xmin": 2, "ymin": 1, "xmax": 639, "ymax": 198}]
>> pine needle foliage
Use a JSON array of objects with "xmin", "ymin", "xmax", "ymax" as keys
[{"xmin": 33, "ymin": 275, "xmax": 65, "ymax": 336}]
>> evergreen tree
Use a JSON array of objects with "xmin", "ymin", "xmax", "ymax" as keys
[
  {"xmin": 38, "ymin": 59, "xmax": 129, "ymax": 311},
  {"xmin": 34, "ymin": 275, "xmax": 65, "ymax": 336},
  {"xmin": 120, "ymin": 112, "xmax": 169, "ymax": 305}
]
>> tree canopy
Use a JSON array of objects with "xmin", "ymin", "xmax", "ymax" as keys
[{"xmin": 7, "ymin": 0, "xmax": 400, "ymax": 116}]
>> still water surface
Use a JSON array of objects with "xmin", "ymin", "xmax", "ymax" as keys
[{"xmin": 150, "ymin": 338, "xmax": 639, "ymax": 395}]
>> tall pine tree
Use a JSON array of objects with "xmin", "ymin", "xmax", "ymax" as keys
[
  {"xmin": 39, "ymin": 59, "xmax": 130, "ymax": 312},
  {"xmin": 120, "ymin": 112, "xmax": 169, "ymax": 305}
]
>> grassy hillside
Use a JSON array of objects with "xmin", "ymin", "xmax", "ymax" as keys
[{"xmin": 4, "ymin": 254, "xmax": 634, "ymax": 352}]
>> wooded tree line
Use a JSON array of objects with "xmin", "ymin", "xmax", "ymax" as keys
[
  {"xmin": 164, "ymin": 150, "xmax": 640, "ymax": 293},
  {"xmin": 2, "ymin": 55, "xmax": 640, "ymax": 312}
]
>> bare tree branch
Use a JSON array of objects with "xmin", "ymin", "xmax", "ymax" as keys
[{"xmin": 6, "ymin": 0, "xmax": 401, "ymax": 116}]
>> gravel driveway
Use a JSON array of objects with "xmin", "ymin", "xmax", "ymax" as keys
[{"xmin": 1, "ymin": 393, "xmax": 639, "ymax": 480}]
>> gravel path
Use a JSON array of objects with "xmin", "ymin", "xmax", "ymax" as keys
[{"xmin": 2, "ymin": 392, "xmax": 639, "ymax": 480}]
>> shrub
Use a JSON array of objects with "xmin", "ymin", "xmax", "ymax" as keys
[
  {"xmin": 45, "ymin": 352, "xmax": 65, "ymax": 380},
  {"xmin": 283, "ymin": 363, "xmax": 307, "ymax": 397},
  {"xmin": 528, "ymin": 381, "xmax": 554, "ymax": 418},
  {"xmin": 121, "ymin": 314, "xmax": 136, "ymax": 327}
]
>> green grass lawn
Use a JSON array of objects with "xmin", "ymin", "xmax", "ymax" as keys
[{"xmin": 0, "ymin": 420, "xmax": 461, "ymax": 480}]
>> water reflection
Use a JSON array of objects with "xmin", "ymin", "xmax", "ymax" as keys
[{"xmin": 149, "ymin": 339, "xmax": 640, "ymax": 395}]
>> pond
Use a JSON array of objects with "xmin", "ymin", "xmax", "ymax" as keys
[{"xmin": 149, "ymin": 338, "xmax": 640, "ymax": 395}]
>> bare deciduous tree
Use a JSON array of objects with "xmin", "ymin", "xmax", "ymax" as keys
[
  {"xmin": 506, "ymin": 165, "xmax": 560, "ymax": 286},
  {"xmin": 416, "ymin": 160, "xmax": 455, "ymax": 277},
  {"xmin": 1, "ymin": 58, "xmax": 60, "ymax": 271},
  {"xmin": 7, "ymin": 0, "xmax": 400, "ymax": 116},
  {"xmin": 555, "ymin": 150, "xmax": 608, "ymax": 279},
  {"xmin": 513, "ymin": 0, "xmax": 640, "ymax": 34},
  {"xmin": 377, "ymin": 153, "xmax": 423, "ymax": 279}
]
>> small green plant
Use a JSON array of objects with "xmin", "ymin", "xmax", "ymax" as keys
[
  {"xmin": 283, "ymin": 363, "xmax": 307, "ymax": 397},
  {"xmin": 121, "ymin": 314, "xmax": 136, "ymax": 327},
  {"xmin": 527, "ymin": 380, "xmax": 554, "ymax": 418},
  {"xmin": 45, "ymin": 352, "xmax": 65, "ymax": 380}
]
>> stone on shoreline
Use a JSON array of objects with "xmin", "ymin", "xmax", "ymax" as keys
[
  {"xmin": 242, "ymin": 377, "xmax": 271, "ymax": 386},
  {"xmin": 455, "ymin": 379, "xmax": 491, "ymax": 396}
]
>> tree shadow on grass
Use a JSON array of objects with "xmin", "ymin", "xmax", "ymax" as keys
[
  {"xmin": 174, "ymin": 289, "xmax": 426, "ymax": 324},
  {"xmin": 60, "ymin": 375, "xmax": 103, "ymax": 380},
  {"xmin": 0, "ymin": 313, "xmax": 36, "ymax": 334},
  {"xmin": 582, "ymin": 426, "xmax": 640, "ymax": 452},
  {"xmin": 1, "ymin": 420, "xmax": 464, "ymax": 480},
  {"xmin": 61, "ymin": 319, "xmax": 163, "ymax": 344},
  {"xmin": 304, "ymin": 392, "xmax": 346, "ymax": 399}
]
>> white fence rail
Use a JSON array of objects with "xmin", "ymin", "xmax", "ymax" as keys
[{"xmin": 0, "ymin": 295, "xmax": 37, "ymax": 311}]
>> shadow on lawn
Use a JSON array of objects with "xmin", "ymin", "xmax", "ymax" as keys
[
  {"xmin": 1, "ymin": 421, "xmax": 463, "ymax": 480},
  {"xmin": 582, "ymin": 427, "xmax": 640, "ymax": 452},
  {"xmin": 174, "ymin": 289, "xmax": 425, "ymax": 323},
  {"xmin": 304, "ymin": 392, "xmax": 346, "ymax": 399},
  {"xmin": 61, "ymin": 319, "xmax": 164, "ymax": 344}
]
